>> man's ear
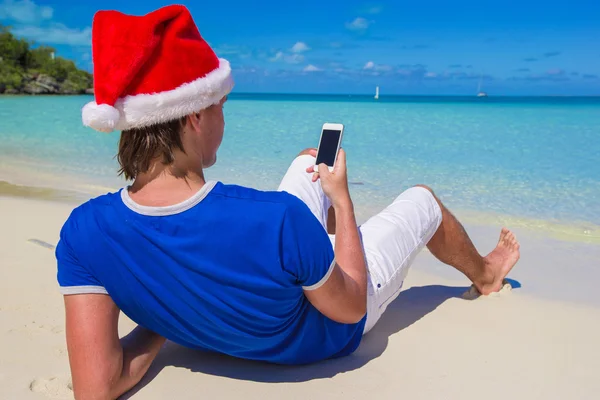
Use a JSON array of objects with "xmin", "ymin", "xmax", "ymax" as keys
[{"xmin": 187, "ymin": 112, "xmax": 203, "ymax": 133}]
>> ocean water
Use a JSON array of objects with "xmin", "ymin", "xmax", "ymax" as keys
[{"xmin": 1, "ymin": 94, "xmax": 599, "ymax": 235}]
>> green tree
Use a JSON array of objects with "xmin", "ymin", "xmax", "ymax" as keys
[
  {"xmin": 0, "ymin": 24, "xmax": 92, "ymax": 94},
  {"xmin": 0, "ymin": 62, "xmax": 23, "ymax": 91},
  {"xmin": 26, "ymin": 46, "xmax": 56, "ymax": 71},
  {"xmin": 0, "ymin": 25, "xmax": 30, "ymax": 68}
]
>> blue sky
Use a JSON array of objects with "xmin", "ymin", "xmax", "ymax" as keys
[{"xmin": 1, "ymin": 0, "xmax": 599, "ymax": 95}]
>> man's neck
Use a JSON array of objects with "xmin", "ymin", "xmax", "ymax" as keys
[{"xmin": 128, "ymin": 164, "xmax": 207, "ymax": 208}]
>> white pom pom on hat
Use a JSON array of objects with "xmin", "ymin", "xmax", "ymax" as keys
[
  {"xmin": 82, "ymin": 102, "xmax": 121, "ymax": 133},
  {"xmin": 82, "ymin": 5, "xmax": 234, "ymax": 133}
]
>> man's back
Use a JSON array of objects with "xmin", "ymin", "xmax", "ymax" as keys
[{"xmin": 56, "ymin": 181, "xmax": 366, "ymax": 365}]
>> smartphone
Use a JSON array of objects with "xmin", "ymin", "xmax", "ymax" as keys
[{"xmin": 314, "ymin": 123, "xmax": 344, "ymax": 172}]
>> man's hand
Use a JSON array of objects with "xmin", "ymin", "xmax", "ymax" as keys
[{"xmin": 305, "ymin": 149, "xmax": 351, "ymax": 209}]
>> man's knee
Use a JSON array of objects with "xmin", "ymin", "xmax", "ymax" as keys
[
  {"xmin": 414, "ymin": 184, "xmax": 435, "ymax": 195},
  {"xmin": 297, "ymin": 148, "xmax": 316, "ymax": 158},
  {"xmin": 414, "ymin": 184, "xmax": 444, "ymax": 210}
]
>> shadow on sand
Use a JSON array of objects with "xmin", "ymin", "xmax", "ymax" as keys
[{"xmin": 121, "ymin": 279, "xmax": 521, "ymax": 398}]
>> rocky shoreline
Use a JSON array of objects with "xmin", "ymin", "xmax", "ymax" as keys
[{"xmin": 0, "ymin": 73, "xmax": 93, "ymax": 95}]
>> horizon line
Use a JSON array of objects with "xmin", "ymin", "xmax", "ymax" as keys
[{"xmin": 229, "ymin": 92, "xmax": 600, "ymax": 98}]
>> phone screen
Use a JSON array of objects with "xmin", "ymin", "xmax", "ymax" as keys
[{"xmin": 316, "ymin": 129, "xmax": 342, "ymax": 167}]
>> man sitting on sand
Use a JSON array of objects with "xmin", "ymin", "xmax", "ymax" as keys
[{"xmin": 56, "ymin": 5, "xmax": 520, "ymax": 399}]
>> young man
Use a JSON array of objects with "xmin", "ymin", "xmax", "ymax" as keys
[{"xmin": 57, "ymin": 5, "xmax": 520, "ymax": 399}]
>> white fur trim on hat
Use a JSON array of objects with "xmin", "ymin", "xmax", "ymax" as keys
[{"xmin": 82, "ymin": 58, "xmax": 233, "ymax": 132}]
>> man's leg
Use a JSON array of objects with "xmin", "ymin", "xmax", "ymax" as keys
[
  {"xmin": 359, "ymin": 185, "xmax": 520, "ymax": 334},
  {"xmin": 418, "ymin": 185, "xmax": 520, "ymax": 295},
  {"xmin": 277, "ymin": 151, "xmax": 331, "ymax": 230},
  {"xmin": 327, "ymin": 207, "xmax": 336, "ymax": 235},
  {"xmin": 277, "ymin": 154, "xmax": 521, "ymax": 328}
]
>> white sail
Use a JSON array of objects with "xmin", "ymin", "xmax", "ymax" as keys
[
  {"xmin": 374, "ymin": 86, "xmax": 380, "ymax": 100},
  {"xmin": 477, "ymin": 74, "xmax": 488, "ymax": 97}
]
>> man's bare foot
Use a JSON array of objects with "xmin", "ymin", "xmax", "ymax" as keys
[{"xmin": 478, "ymin": 228, "xmax": 520, "ymax": 295}]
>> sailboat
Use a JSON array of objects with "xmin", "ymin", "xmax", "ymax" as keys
[
  {"xmin": 477, "ymin": 76, "xmax": 488, "ymax": 97},
  {"xmin": 374, "ymin": 86, "xmax": 380, "ymax": 100}
]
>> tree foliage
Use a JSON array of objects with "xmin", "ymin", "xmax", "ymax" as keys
[{"xmin": 0, "ymin": 24, "xmax": 92, "ymax": 93}]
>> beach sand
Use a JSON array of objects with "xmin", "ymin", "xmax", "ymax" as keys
[{"xmin": 1, "ymin": 194, "xmax": 600, "ymax": 400}]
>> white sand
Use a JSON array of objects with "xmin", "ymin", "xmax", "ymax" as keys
[{"xmin": 1, "ymin": 196, "xmax": 600, "ymax": 400}]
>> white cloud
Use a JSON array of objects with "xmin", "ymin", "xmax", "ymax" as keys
[
  {"xmin": 0, "ymin": 0, "xmax": 91, "ymax": 47},
  {"xmin": 303, "ymin": 64, "xmax": 322, "ymax": 72},
  {"xmin": 286, "ymin": 53, "xmax": 304, "ymax": 64},
  {"xmin": 424, "ymin": 72, "xmax": 438, "ymax": 78},
  {"xmin": 365, "ymin": 5, "xmax": 382, "ymax": 14},
  {"xmin": 375, "ymin": 64, "xmax": 392, "ymax": 72},
  {"xmin": 291, "ymin": 41, "xmax": 310, "ymax": 53},
  {"xmin": 12, "ymin": 23, "xmax": 92, "ymax": 46},
  {"xmin": 39, "ymin": 6, "xmax": 51, "ymax": 19},
  {"xmin": 269, "ymin": 51, "xmax": 304, "ymax": 64},
  {"xmin": 269, "ymin": 51, "xmax": 284, "ymax": 62},
  {"xmin": 345, "ymin": 17, "xmax": 371, "ymax": 32},
  {"xmin": 232, "ymin": 66, "xmax": 259, "ymax": 74},
  {"xmin": 363, "ymin": 61, "xmax": 392, "ymax": 72},
  {"xmin": 0, "ymin": 0, "xmax": 53, "ymax": 23}
]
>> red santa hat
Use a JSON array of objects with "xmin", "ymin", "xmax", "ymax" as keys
[{"xmin": 82, "ymin": 5, "xmax": 234, "ymax": 133}]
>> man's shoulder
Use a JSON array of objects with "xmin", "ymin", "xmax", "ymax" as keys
[
  {"xmin": 61, "ymin": 191, "xmax": 121, "ymax": 234},
  {"xmin": 213, "ymin": 183, "xmax": 303, "ymax": 208},
  {"xmin": 212, "ymin": 183, "xmax": 317, "ymax": 229},
  {"xmin": 72, "ymin": 190, "xmax": 121, "ymax": 214}
]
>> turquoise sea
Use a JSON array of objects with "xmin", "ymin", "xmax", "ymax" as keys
[{"xmin": 1, "ymin": 94, "xmax": 599, "ymax": 238}]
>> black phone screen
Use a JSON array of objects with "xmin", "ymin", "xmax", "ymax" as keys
[{"xmin": 316, "ymin": 129, "xmax": 341, "ymax": 167}]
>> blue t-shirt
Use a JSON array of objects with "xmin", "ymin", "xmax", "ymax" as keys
[{"xmin": 55, "ymin": 181, "xmax": 366, "ymax": 365}]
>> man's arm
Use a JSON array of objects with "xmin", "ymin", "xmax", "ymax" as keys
[
  {"xmin": 302, "ymin": 148, "xmax": 368, "ymax": 324},
  {"xmin": 64, "ymin": 294, "xmax": 165, "ymax": 400},
  {"xmin": 303, "ymin": 198, "xmax": 367, "ymax": 324}
]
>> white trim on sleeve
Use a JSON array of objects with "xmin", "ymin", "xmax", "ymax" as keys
[
  {"xmin": 60, "ymin": 286, "xmax": 109, "ymax": 295},
  {"xmin": 302, "ymin": 259, "xmax": 337, "ymax": 291}
]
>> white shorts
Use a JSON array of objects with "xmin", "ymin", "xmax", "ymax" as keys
[{"xmin": 278, "ymin": 155, "xmax": 443, "ymax": 334}]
